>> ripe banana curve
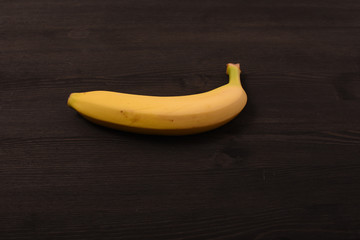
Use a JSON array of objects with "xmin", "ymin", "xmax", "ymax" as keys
[{"xmin": 67, "ymin": 63, "xmax": 247, "ymax": 135}]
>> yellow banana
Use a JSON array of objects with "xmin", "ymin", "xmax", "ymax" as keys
[{"xmin": 67, "ymin": 63, "xmax": 247, "ymax": 135}]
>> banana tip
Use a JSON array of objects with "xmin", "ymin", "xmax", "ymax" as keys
[
  {"xmin": 67, "ymin": 93, "xmax": 77, "ymax": 107},
  {"xmin": 226, "ymin": 63, "xmax": 241, "ymax": 74},
  {"xmin": 227, "ymin": 63, "xmax": 240, "ymax": 68}
]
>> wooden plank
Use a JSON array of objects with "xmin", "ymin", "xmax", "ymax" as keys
[{"xmin": 1, "ymin": 0, "xmax": 360, "ymax": 239}]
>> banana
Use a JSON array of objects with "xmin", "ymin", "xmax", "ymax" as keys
[{"xmin": 67, "ymin": 63, "xmax": 247, "ymax": 135}]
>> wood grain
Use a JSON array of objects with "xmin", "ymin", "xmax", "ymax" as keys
[{"xmin": 1, "ymin": 0, "xmax": 360, "ymax": 239}]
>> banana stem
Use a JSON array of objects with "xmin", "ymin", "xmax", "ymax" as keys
[{"xmin": 226, "ymin": 63, "xmax": 242, "ymax": 86}]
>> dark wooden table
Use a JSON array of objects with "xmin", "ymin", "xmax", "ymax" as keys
[{"xmin": 1, "ymin": 1, "xmax": 360, "ymax": 239}]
